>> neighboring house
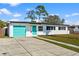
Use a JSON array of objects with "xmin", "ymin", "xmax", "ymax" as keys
[
  {"xmin": 8, "ymin": 21, "xmax": 70, "ymax": 38},
  {"xmin": 69, "ymin": 25, "xmax": 79, "ymax": 34}
]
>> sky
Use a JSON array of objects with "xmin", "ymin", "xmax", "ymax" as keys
[{"xmin": 0, "ymin": 3, "xmax": 79, "ymax": 25}]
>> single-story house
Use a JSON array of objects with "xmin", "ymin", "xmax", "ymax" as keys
[
  {"xmin": 8, "ymin": 21, "xmax": 70, "ymax": 38},
  {"xmin": 69, "ymin": 25, "xmax": 79, "ymax": 34}
]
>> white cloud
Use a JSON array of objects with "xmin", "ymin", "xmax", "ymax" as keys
[
  {"xmin": 26, "ymin": 8, "xmax": 31, "ymax": 11},
  {"xmin": 9, "ymin": 3, "xmax": 21, "ymax": 6},
  {"xmin": 10, "ymin": 19, "xmax": 20, "ymax": 21},
  {"xmin": 64, "ymin": 20, "xmax": 74, "ymax": 25},
  {"xmin": 74, "ymin": 21, "xmax": 79, "ymax": 25},
  {"xmin": 65, "ymin": 15, "xmax": 70, "ymax": 17},
  {"xmin": 0, "ymin": 8, "xmax": 22, "ymax": 18},
  {"xmin": 50, "ymin": 14, "xmax": 54, "ymax": 16},
  {"xmin": 13, "ymin": 13, "xmax": 21, "ymax": 17},
  {"xmin": 72, "ymin": 13, "xmax": 79, "ymax": 16},
  {"xmin": 0, "ymin": 12, "xmax": 2, "ymax": 14},
  {"xmin": 50, "ymin": 13, "xmax": 60, "ymax": 16},
  {"xmin": 65, "ymin": 13, "xmax": 79, "ymax": 17},
  {"xmin": 0, "ymin": 8, "xmax": 12, "ymax": 15},
  {"xmin": 55, "ymin": 14, "xmax": 60, "ymax": 16},
  {"xmin": 64, "ymin": 19, "xmax": 79, "ymax": 25},
  {"xmin": 64, "ymin": 20, "xmax": 70, "ymax": 24}
]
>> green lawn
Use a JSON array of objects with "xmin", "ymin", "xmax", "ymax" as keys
[{"xmin": 39, "ymin": 34, "xmax": 79, "ymax": 46}]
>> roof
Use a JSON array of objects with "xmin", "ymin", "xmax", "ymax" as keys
[
  {"xmin": 69, "ymin": 25, "xmax": 79, "ymax": 28},
  {"xmin": 70, "ymin": 25, "xmax": 79, "ymax": 27},
  {"xmin": 9, "ymin": 21, "xmax": 69, "ymax": 26},
  {"xmin": 9, "ymin": 21, "xmax": 47, "ymax": 24}
]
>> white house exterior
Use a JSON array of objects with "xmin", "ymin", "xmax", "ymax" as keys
[{"xmin": 8, "ymin": 21, "xmax": 70, "ymax": 38}]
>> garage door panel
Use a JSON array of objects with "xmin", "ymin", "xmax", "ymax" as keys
[{"xmin": 13, "ymin": 26, "xmax": 26, "ymax": 37}]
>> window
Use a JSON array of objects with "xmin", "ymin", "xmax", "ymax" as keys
[
  {"xmin": 46, "ymin": 26, "xmax": 55, "ymax": 30},
  {"xmin": 46, "ymin": 26, "xmax": 50, "ymax": 30},
  {"xmin": 51, "ymin": 26, "xmax": 55, "ymax": 30},
  {"xmin": 58, "ymin": 27, "xmax": 66, "ymax": 30},
  {"xmin": 38, "ymin": 26, "xmax": 43, "ymax": 31}
]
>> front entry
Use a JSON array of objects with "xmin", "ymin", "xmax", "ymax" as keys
[{"xmin": 32, "ymin": 25, "xmax": 37, "ymax": 36}]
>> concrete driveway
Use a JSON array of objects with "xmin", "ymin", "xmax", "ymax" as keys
[{"xmin": 0, "ymin": 37, "xmax": 79, "ymax": 56}]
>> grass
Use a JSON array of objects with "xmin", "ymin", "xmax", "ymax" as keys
[
  {"xmin": 39, "ymin": 34, "xmax": 79, "ymax": 46},
  {"xmin": 52, "ymin": 34, "xmax": 79, "ymax": 40},
  {"xmin": 0, "ymin": 36, "xmax": 9, "ymax": 38},
  {"xmin": 35, "ymin": 37, "xmax": 79, "ymax": 53}
]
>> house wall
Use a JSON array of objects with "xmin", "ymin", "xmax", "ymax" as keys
[
  {"xmin": 37, "ymin": 25, "xmax": 46, "ymax": 35},
  {"xmin": 37, "ymin": 25, "xmax": 69, "ymax": 35},
  {"xmin": 9, "ymin": 23, "xmax": 70, "ymax": 37},
  {"xmin": 26, "ymin": 25, "xmax": 32, "ymax": 37},
  {"xmin": 9, "ymin": 23, "xmax": 33, "ymax": 37},
  {"xmin": 9, "ymin": 24, "xmax": 13, "ymax": 37}
]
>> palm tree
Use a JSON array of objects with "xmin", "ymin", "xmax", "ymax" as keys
[{"xmin": 35, "ymin": 5, "xmax": 48, "ymax": 20}]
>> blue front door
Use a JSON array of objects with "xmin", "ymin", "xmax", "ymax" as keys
[{"xmin": 32, "ymin": 25, "xmax": 37, "ymax": 36}]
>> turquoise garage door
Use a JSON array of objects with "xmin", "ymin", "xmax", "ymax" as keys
[{"xmin": 13, "ymin": 26, "xmax": 26, "ymax": 37}]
